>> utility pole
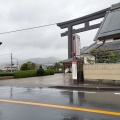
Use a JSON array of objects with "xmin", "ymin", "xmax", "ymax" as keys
[
  {"xmin": 17, "ymin": 59, "xmax": 18, "ymax": 70},
  {"xmin": 11, "ymin": 53, "xmax": 12, "ymax": 72}
]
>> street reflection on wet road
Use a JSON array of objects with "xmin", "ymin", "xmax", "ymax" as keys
[{"xmin": 0, "ymin": 86, "xmax": 120, "ymax": 120}]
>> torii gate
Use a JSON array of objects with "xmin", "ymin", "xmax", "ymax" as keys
[{"xmin": 57, "ymin": 7, "xmax": 110, "ymax": 58}]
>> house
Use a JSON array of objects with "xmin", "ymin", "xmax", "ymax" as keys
[
  {"xmin": 81, "ymin": 39, "xmax": 120, "ymax": 64},
  {"xmin": 81, "ymin": 2, "xmax": 120, "ymax": 64},
  {"xmin": 1, "ymin": 66, "xmax": 18, "ymax": 72}
]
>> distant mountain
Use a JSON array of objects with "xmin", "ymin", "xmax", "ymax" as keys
[{"xmin": 19, "ymin": 57, "xmax": 61, "ymax": 65}]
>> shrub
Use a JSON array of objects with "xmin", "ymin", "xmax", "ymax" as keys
[
  {"xmin": 14, "ymin": 70, "xmax": 37, "ymax": 78},
  {"xmin": 44, "ymin": 69, "xmax": 50, "ymax": 75},
  {"xmin": 0, "ymin": 72, "xmax": 14, "ymax": 76},
  {"xmin": 50, "ymin": 70, "xmax": 54, "ymax": 75},
  {"xmin": 20, "ymin": 62, "xmax": 36, "ymax": 70},
  {"xmin": 37, "ymin": 69, "xmax": 45, "ymax": 76},
  {"xmin": 44, "ymin": 69, "xmax": 55, "ymax": 75}
]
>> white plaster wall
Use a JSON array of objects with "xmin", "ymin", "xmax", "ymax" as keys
[{"xmin": 81, "ymin": 54, "xmax": 95, "ymax": 64}]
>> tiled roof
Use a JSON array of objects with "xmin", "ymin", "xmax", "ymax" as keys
[
  {"xmin": 81, "ymin": 40, "xmax": 120, "ymax": 54},
  {"xmin": 81, "ymin": 42, "xmax": 97, "ymax": 54},
  {"xmin": 59, "ymin": 58, "xmax": 81, "ymax": 63},
  {"xmin": 95, "ymin": 2, "xmax": 120, "ymax": 40},
  {"xmin": 81, "ymin": 46, "xmax": 88, "ymax": 53},
  {"xmin": 59, "ymin": 58, "xmax": 73, "ymax": 63}
]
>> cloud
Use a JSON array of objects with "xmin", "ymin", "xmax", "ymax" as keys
[{"xmin": 0, "ymin": 0, "xmax": 120, "ymax": 62}]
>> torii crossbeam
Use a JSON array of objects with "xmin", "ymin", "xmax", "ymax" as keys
[{"xmin": 57, "ymin": 7, "xmax": 110, "ymax": 58}]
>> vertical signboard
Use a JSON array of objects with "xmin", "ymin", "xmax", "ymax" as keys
[
  {"xmin": 72, "ymin": 61, "xmax": 77, "ymax": 79},
  {"xmin": 75, "ymin": 34, "xmax": 80, "ymax": 56}
]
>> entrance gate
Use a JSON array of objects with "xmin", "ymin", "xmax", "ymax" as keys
[{"xmin": 57, "ymin": 7, "xmax": 110, "ymax": 58}]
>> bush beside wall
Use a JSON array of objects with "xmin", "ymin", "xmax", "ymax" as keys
[{"xmin": 14, "ymin": 70, "xmax": 37, "ymax": 78}]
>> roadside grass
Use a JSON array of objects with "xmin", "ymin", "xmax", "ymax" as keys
[
  {"xmin": 0, "ymin": 69, "xmax": 55, "ymax": 79},
  {"xmin": 0, "ymin": 76, "xmax": 14, "ymax": 80}
]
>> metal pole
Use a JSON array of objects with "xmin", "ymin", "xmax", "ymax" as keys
[
  {"xmin": 11, "ymin": 53, "xmax": 12, "ymax": 72},
  {"xmin": 17, "ymin": 59, "xmax": 18, "ymax": 70}
]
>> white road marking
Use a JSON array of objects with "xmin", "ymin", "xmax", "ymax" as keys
[
  {"xmin": 84, "ymin": 92, "xmax": 96, "ymax": 93},
  {"xmin": 114, "ymin": 93, "xmax": 120, "ymax": 95}
]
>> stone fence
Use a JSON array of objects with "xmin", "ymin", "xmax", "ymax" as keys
[{"xmin": 83, "ymin": 64, "xmax": 120, "ymax": 81}]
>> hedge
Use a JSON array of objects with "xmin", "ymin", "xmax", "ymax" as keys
[
  {"xmin": 44, "ymin": 69, "xmax": 55, "ymax": 75},
  {"xmin": 50, "ymin": 70, "xmax": 54, "ymax": 75},
  {"xmin": 14, "ymin": 70, "xmax": 37, "ymax": 78},
  {"xmin": 14, "ymin": 69, "xmax": 55, "ymax": 78},
  {"xmin": 44, "ymin": 69, "xmax": 50, "ymax": 75},
  {"xmin": 37, "ymin": 68, "xmax": 45, "ymax": 76},
  {"xmin": 0, "ymin": 72, "xmax": 14, "ymax": 76},
  {"xmin": 37, "ymin": 69, "xmax": 55, "ymax": 76}
]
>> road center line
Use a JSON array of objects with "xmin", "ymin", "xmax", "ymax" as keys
[{"xmin": 0, "ymin": 99, "xmax": 120, "ymax": 116}]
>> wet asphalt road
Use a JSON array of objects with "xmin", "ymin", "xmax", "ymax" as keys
[
  {"xmin": 0, "ymin": 74, "xmax": 72, "ymax": 87},
  {"xmin": 0, "ymin": 86, "xmax": 120, "ymax": 120}
]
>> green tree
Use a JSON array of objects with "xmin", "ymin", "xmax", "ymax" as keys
[
  {"xmin": 27, "ymin": 61, "xmax": 36, "ymax": 70},
  {"xmin": 88, "ymin": 48, "xmax": 120, "ymax": 63},
  {"xmin": 20, "ymin": 61, "xmax": 36, "ymax": 70},
  {"xmin": 54, "ymin": 62, "xmax": 63, "ymax": 71},
  {"xmin": 39, "ymin": 65, "xmax": 43, "ymax": 69},
  {"xmin": 105, "ymin": 52, "xmax": 120, "ymax": 63},
  {"xmin": 88, "ymin": 48, "xmax": 109, "ymax": 63},
  {"xmin": 37, "ymin": 65, "xmax": 45, "ymax": 76},
  {"xmin": 54, "ymin": 63, "xmax": 60, "ymax": 68},
  {"xmin": 20, "ymin": 63, "xmax": 29, "ymax": 70}
]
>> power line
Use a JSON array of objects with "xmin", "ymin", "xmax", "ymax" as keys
[
  {"xmin": 0, "ymin": 53, "xmax": 11, "ymax": 56},
  {"xmin": 0, "ymin": 23, "xmax": 57, "ymax": 35}
]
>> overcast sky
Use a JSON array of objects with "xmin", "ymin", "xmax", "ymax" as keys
[{"xmin": 0, "ymin": 0, "xmax": 120, "ymax": 63}]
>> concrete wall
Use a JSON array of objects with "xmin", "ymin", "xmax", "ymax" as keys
[
  {"xmin": 81, "ymin": 54, "xmax": 95, "ymax": 64},
  {"xmin": 83, "ymin": 64, "xmax": 120, "ymax": 80}
]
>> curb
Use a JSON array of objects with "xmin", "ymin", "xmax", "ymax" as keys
[
  {"xmin": 49, "ymin": 85, "xmax": 120, "ymax": 91},
  {"xmin": 0, "ymin": 84, "xmax": 119, "ymax": 91}
]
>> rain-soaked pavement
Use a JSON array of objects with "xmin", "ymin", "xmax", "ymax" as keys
[
  {"xmin": 0, "ymin": 74, "xmax": 72, "ymax": 87},
  {"xmin": 0, "ymin": 86, "xmax": 120, "ymax": 120}
]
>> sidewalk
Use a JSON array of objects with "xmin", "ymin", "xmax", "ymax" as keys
[{"xmin": 0, "ymin": 73, "xmax": 120, "ymax": 90}]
